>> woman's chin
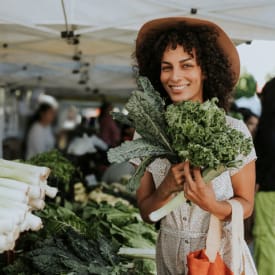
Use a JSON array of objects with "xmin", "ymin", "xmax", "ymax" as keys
[
  {"xmin": 170, "ymin": 94, "xmax": 202, "ymax": 104},
  {"xmin": 170, "ymin": 95, "xmax": 190, "ymax": 103}
]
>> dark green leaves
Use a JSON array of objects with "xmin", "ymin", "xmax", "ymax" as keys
[
  {"xmin": 109, "ymin": 77, "xmax": 253, "ymax": 192},
  {"xmin": 166, "ymin": 98, "xmax": 253, "ymax": 169},
  {"xmin": 108, "ymin": 139, "xmax": 173, "ymax": 163}
]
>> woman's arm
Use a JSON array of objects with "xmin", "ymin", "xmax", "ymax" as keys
[
  {"xmin": 183, "ymin": 160, "xmax": 256, "ymax": 221},
  {"xmin": 136, "ymin": 163, "xmax": 185, "ymax": 223}
]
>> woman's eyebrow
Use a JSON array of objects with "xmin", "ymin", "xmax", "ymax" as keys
[{"xmin": 161, "ymin": 57, "xmax": 193, "ymax": 65}]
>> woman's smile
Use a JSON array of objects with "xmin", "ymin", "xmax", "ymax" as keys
[{"xmin": 168, "ymin": 83, "xmax": 190, "ymax": 92}]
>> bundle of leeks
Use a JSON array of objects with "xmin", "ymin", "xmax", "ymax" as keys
[{"xmin": 0, "ymin": 159, "xmax": 58, "ymax": 252}]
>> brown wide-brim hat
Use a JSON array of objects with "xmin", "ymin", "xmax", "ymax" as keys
[{"xmin": 136, "ymin": 17, "xmax": 240, "ymax": 86}]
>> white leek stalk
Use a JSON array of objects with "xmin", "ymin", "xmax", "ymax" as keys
[
  {"xmin": 21, "ymin": 213, "xmax": 43, "ymax": 231},
  {"xmin": 0, "ymin": 219, "xmax": 15, "ymax": 234},
  {"xmin": 0, "ymin": 159, "xmax": 50, "ymax": 181},
  {"xmin": 0, "ymin": 198, "xmax": 29, "ymax": 212},
  {"xmin": 0, "ymin": 159, "xmax": 56, "ymax": 252},
  {"xmin": 0, "ymin": 178, "xmax": 29, "ymax": 193},
  {"xmin": 0, "ymin": 235, "xmax": 9, "ymax": 251},
  {"xmin": 0, "ymin": 209, "xmax": 25, "ymax": 224},
  {"xmin": 29, "ymin": 185, "xmax": 43, "ymax": 200},
  {"xmin": 149, "ymin": 165, "xmax": 226, "ymax": 222},
  {"xmin": 40, "ymin": 183, "xmax": 58, "ymax": 198},
  {"xmin": 6, "ymin": 227, "xmax": 20, "ymax": 243},
  {"xmin": 29, "ymin": 199, "xmax": 45, "ymax": 210},
  {"xmin": 118, "ymin": 247, "xmax": 156, "ymax": 260},
  {"xmin": 0, "ymin": 186, "xmax": 28, "ymax": 203},
  {"xmin": 0, "ymin": 166, "xmax": 39, "ymax": 186}
]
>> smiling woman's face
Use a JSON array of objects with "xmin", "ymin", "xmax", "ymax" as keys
[{"xmin": 160, "ymin": 45, "xmax": 204, "ymax": 104}]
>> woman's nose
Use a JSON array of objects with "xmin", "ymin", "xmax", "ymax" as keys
[{"xmin": 170, "ymin": 68, "xmax": 183, "ymax": 82}]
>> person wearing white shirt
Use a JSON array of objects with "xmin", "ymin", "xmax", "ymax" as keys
[{"xmin": 25, "ymin": 102, "xmax": 57, "ymax": 159}]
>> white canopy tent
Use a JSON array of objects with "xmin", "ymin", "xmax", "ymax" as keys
[{"xmin": 0, "ymin": 0, "xmax": 275, "ymax": 99}]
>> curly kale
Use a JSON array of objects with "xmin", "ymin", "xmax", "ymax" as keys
[
  {"xmin": 108, "ymin": 77, "xmax": 253, "ymax": 192},
  {"xmin": 166, "ymin": 98, "xmax": 252, "ymax": 169}
]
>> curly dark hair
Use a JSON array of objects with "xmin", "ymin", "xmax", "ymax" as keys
[{"xmin": 134, "ymin": 22, "xmax": 235, "ymax": 110}]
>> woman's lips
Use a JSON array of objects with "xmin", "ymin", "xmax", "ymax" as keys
[{"xmin": 169, "ymin": 84, "xmax": 190, "ymax": 93}]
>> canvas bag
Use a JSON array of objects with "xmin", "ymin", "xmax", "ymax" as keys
[{"xmin": 187, "ymin": 199, "xmax": 257, "ymax": 275}]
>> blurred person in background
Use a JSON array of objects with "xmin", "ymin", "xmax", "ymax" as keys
[
  {"xmin": 25, "ymin": 96, "xmax": 58, "ymax": 159},
  {"xmin": 253, "ymin": 77, "xmax": 275, "ymax": 275},
  {"xmin": 233, "ymin": 107, "xmax": 259, "ymax": 252},
  {"xmin": 121, "ymin": 125, "xmax": 135, "ymax": 142},
  {"xmin": 237, "ymin": 107, "xmax": 259, "ymax": 139},
  {"xmin": 98, "ymin": 102, "xmax": 121, "ymax": 148},
  {"xmin": 102, "ymin": 124, "xmax": 135, "ymax": 184}
]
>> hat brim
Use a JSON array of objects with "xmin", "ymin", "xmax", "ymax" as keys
[{"xmin": 136, "ymin": 17, "xmax": 240, "ymax": 86}]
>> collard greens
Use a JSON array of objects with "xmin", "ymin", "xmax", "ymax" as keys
[{"xmin": 108, "ymin": 77, "xmax": 253, "ymax": 190}]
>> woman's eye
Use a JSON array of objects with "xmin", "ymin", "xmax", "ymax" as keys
[
  {"xmin": 182, "ymin": 63, "xmax": 193, "ymax": 68},
  {"xmin": 161, "ymin": 67, "xmax": 171, "ymax": 71}
]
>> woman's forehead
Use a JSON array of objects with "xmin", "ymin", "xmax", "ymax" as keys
[{"xmin": 162, "ymin": 45, "xmax": 196, "ymax": 59}]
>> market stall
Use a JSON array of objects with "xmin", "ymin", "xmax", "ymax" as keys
[{"xmin": 0, "ymin": 1, "xmax": 275, "ymax": 274}]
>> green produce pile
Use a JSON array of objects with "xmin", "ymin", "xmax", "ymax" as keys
[
  {"xmin": 108, "ymin": 76, "xmax": 253, "ymax": 191},
  {"xmin": 2, "ymin": 200, "xmax": 157, "ymax": 275},
  {"xmin": 165, "ymin": 98, "xmax": 252, "ymax": 169},
  {"xmin": 26, "ymin": 150, "xmax": 81, "ymax": 204},
  {"xmin": 27, "ymin": 149, "xmax": 77, "ymax": 188}
]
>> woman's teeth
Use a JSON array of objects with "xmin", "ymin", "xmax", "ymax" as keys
[{"xmin": 170, "ymin": 84, "xmax": 189, "ymax": 90}]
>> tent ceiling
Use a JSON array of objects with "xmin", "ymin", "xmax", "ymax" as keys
[{"xmin": 0, "ymin": 0, "xmax": 275, "ymax": 99}]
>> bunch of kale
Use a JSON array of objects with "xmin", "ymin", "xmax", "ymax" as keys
[{"xmin": 108, "ymin": 77, "xmax": 253, "ymax": 190}]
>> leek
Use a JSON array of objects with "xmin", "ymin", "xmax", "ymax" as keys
[
  {"xmin": 0, "ymin": 219, "xmax": 15, "ymax": 234},
  {"xmin": 29, "ymin": 199, "xmax": 45, "ymax": 210},
  {"xmin": 0, "ymin": 166, "xmax": 40, "ymax": 185},
  {"xmin": 40, "ymin": 183, "xmax": 58, "ymax": 198},
  {"xmin": 0, "ymin": 178, "xmax": 29, "ymax": 192},
  {"xmin": 0, "ymin": 186, "xmax": 28, "ymax": 203},
  {"xmin": 0, "ymin": 210, "xmax": 25, "ymax": 224},
  {"xmin": 149, "ymin": 165, "xmax": 226, "ymax": 222},
  {"xmin": 0, "ymin": 159, "xmax": 50, "ymax": 181},
  {"xmin": 118, "ymin": 247, "xmax": 156, "ymax": 260},
  {"xmin": 21, "ymin": 213, "xmax": 43, "ymax": 231},
  {"xmin": 0, "ymin": 235, "xmax": 9, "ymax": 251},
  {"xmin": 0, "ymin": 159, "xmax": 56, "ymax": 253},
  {"xmin": 29, "ymin": 185, "xmax": 43, "ymax": 200}
]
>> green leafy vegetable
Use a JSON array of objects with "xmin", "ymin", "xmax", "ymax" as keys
[
  {"xmin": 166, "ymin": 98, "xmax": 252, "ymax": 169},
  {"xmin": 27, "ymin": 149, "xmax": 76, "ymax": 187},
  {"xmin": 108, "ymin": 76, "xmax": 253, "ymax": 221}
]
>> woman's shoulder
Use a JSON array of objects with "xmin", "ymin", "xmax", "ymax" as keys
[{"xmin": 225, "ymin": 115, "xmax": 250, "ymax": 137}]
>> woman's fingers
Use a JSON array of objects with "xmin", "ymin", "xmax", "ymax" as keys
[
  {"xmin": 193, "ymin": 167, "xmax": 205, "ymax": 188},
  {"xmin": 183, "ymin": 180, "xmax": 194, "ymax": 200},
  {"xmin": 183, "ymin": 161, "xmax": 196, "ymax": 190}
]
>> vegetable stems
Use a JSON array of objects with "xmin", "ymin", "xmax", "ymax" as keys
[
  {"xmin": 0, "ymin": 159, "xmax": 57, "ymax": 253},
  {"xmin": 149, "ymin": 165, "xmax": 227, "ymax": 222}
]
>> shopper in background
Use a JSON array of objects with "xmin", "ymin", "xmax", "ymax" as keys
[
  {"xmin": 98, "ymin": 102, "xmax": 120, "ymax": 147},
  {"xmin": 237, "ymin": 107, "xmax": 259, "ymax": 139},
  {"xmin": 25, "ymin": 99, "xmax": 58, "ymax": 159},
  {"xmin": 254, "ymin": 77, "xmax": 275, "ymax": 275}
]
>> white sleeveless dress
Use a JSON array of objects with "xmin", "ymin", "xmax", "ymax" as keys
[{"xmin": 131, "ymin": 116, "xmax": 258, "ymax": 275}]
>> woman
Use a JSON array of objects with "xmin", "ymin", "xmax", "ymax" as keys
[
  {"xmin": 98, "ymin": 102, "xmax": 121, "ymax": 148},
  {"xmin": 131, "ymin": 17, "xmax": 256, "ymax": 274},
  {"xmin": 237, "ymin": 107, "xmax": 259, "ymax": 139},
  {"xmin": 25, "ymin": 102, "xmax": 57, "ymax": 159},
  {"xmin": 254, "ymin": 77, "xmax": 275, "ymax": 275}
]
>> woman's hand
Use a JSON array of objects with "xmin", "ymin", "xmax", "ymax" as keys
[
  {"xmin": 159, "ymin": 162, "xmax": 186, "ymax": 197},
  {"xmin": 183, "ymin": 161, "xmax": 217, "ymax": 212}
]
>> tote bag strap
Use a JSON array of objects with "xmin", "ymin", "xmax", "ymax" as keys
[
  {"xmin": 205, "ymin": 214, "xmax": 222, "ymax": 262},
  {"xmin": 227, "ymin": 199, "xmax": 245, "ymax": 274},
  {"xmin": 206, "ymin": 199, "xmax": 245, "ymax": 271}
]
